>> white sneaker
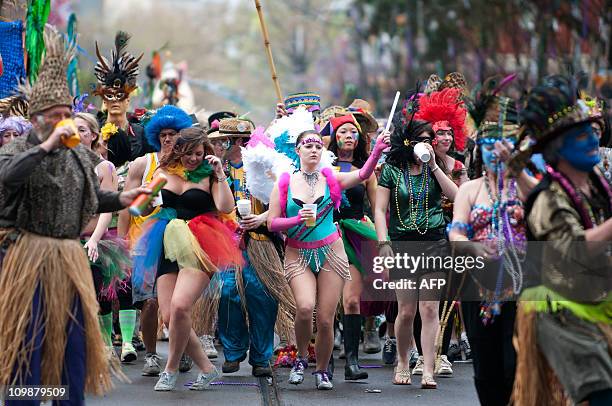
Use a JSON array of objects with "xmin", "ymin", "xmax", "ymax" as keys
[
  {"xmin": 412, "ymin": 356, "xmax": 424, "ymax": 375},
  {"xmin": 154, "ymin": 371, "xmax": 178, "ymax": 391},
  {"xmin": 142, "ymin": 353, "xmax": 161, "ymax": 376},
  {"xmin": 190, "ymin": 366, "xmax": 220, "ymax": 390},
  {"xmin": 435, "ymin": 355, "xmax": 453, "ymax": 376},
  {"xmin": 199, "ymin": 335, "xmax": 218, "ymax": 359},
  {"xmin": 121, "ymin": 342, "xmax": 137, "ymax": 363}
]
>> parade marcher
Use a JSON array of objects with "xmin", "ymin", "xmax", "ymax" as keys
[
  {"xmin": 324, "ymin": 113, "xmax": 379, "ymax": 380},
  {"xmin": 119, "ymin": 104, "xmax": 193, "ymax": 376},
  {"xmin": 0, "ymin": 114, "xmax": 31, "ymax": 146},
  {"xmin": 374, "ymin": 102, "xmax": 459, "ymax": 389},
  {"xmin": 412, "ymin": 85, "xmax": 471, "ymax": 377},
  {"xmin": 132, "ymin": 127, "xmax": 242, "ymax": 391},
  {"xmin": 0, "ymin": 28, "xmax": 147, "ymax": 403},
  {"xmin": 77, "ymin": 112, "xmax": 139, "ymax": 364},
  {"xmin": 93, "ymin": 31, "xmax": 154, "ymax": 168},
  {"xmin": 214, "ymin": 118, "xmax": 295, "ymax": 378},
  {"xmin": 510, "ymin": 75, "xmax": 612, "ymax": 406},
  {"xmin": 207, "ymin": 111, "xmax": 235, "ymax": 159},
  {"xmin": 268, "ymin": 128, "xmax": 389, "ymax": 390},
  {"xmin": 448, "ymin": 77, "xmax": 537, "ymax": 405}
]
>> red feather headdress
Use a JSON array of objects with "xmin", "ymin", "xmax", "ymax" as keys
[{"xmin": 414, "ymin": 88, "xmax": 467, "ymax": 152}]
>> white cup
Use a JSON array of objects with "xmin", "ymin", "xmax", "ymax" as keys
[
  {"xmin": 303, "ymin": 203, "xmax": 318, "ymax": 227},
  {"xmin": 237, "ymin": 199, "xmax": 251, "ymax": 217},
  {"xmin": 413, "ymin": 142, "xmax": 431, "ymax": 163}
]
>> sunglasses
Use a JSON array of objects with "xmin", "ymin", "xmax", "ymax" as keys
[{"xmin": 405, "ymin": 138, "xmax": 431, "ymax": 146}]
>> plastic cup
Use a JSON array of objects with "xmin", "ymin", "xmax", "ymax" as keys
[
  {"xmin": 413, "ymin": 142, "xmax": 431, "ymax": 163},
  {"xmin": 237, "ymin": 199, "xmax": 251, "ymax": 217},
  {"xmin": 303, "ymin": 203, "xmax": 317, "ymax": 227}
]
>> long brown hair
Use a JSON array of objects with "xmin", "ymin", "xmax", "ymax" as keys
[{"xmin": 159, "ymin": 127, "xmax": 215, "ymax": 176}]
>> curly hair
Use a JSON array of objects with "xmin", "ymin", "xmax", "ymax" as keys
[{"xmin": 159, "ymin": 127, "xmax": 216, "ymax": 178}]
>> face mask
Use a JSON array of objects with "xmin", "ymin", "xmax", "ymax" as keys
[{"xmin": 558, "ymin": 123, "xmax": 600, "ymax": 172}]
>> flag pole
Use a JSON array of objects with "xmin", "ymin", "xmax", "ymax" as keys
[{"xmin": 253, "ymin": 0, "xmax": 283, "ymax": 103}]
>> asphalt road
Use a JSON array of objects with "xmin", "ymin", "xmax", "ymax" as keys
[{"xmin": 87, "ymin": 342, "xmax": 479, "ymax": 406}]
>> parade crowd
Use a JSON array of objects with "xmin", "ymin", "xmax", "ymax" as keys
[{"xmin": 0, "ymin": 27, "xmax": 611, "ymax": 406}]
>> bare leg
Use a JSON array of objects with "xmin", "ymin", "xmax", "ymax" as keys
[
  {"xmin": 395, "ymin": 288, "xmax": 418, "ymax": 371},
  {"xmin": 342, "ymin": 265, "xmax": 362, "ymax": 315},
  {"xmin": 141, "ymin": 299, "xmax": 158, "ymax": 353},
  {"xmin": 287, "ymin": 249, "xmax": 317, "ymax": 359},
  {"xmin": 419, "ymin": 300, "xmax": 440, "ymax": 377},
  {"xmin": 158, "ymin": 269, "xmax": 213, "ymax": 373},
  {"xmin": 314, "ymin": 270, "xmax": 345, "ymax": 372}
]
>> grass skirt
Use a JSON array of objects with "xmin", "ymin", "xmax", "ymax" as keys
[{"xmin": 0, "ymin": 230, "xmax": 112, "ymax": 395}]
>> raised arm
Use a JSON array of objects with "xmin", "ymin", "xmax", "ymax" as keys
[{"xmin": 337, "ymin": 131, "xmax": 390, "ymax": 190}]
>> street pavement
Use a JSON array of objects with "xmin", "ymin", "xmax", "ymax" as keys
[{"xmin": 88, "ymin": 342, "xmax": 479, "ymax": 406}]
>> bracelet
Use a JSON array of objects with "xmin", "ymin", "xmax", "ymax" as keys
[
  {"xmin": 431, "ymin": 165, "xmax": 440, "ymax": 174},
  {"xmin": 376, "ymin": 240, "xmax": 391, "ymax": 249}
]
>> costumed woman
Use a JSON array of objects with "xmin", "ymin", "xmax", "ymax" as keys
[
  {"xmin": 0, "ymin": 27, "xmax": 147, "ymax": 404},
  {"xmin": 267, "ymin": 128, "xmax": 390, "ymax": 390},
  {"xmin": 75, "ymin": 112, "xmax": 136, "ymax": 364},
  {"xmin": 0, "ymin": 114, "xmax": 31, "ymax": 146},
  {"xmin": 324, "ymin": 113, "xmax": 379, "ymax": 381},
  {"xmin": 133, "ymin": 127, "xmax": 242, "ymax": 391},
  {"xmin": 119, "ymin": 104, "xmax": 193, "ymax": 376},
  {"xmin": 510, "ymin": 75, "xmax": 612, "ymax": 406},
  {"xmin": 374, "ymin": 104, "xmax": 459, "ymax": 389},
  {"xmin": 447, "ymin": 77, "xmax": 536, "ymax": 406},
  {"xmin": 215, "ymin": 117, "xmax": 294, "ymax": 378},
  {"xmin": 411, "ymin": 85, "xmax": 470, "ymax": 377}
]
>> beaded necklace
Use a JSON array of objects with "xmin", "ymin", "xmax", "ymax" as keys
[
  {"xmin": 545, "ymin": 164, "xmax": 612, "ymax": 229},
  {"xmin": 479, "ymin": 165, "xmax": 525, "ymax": 325},
  {"xmin": 394, "ymin": 164, "xmax": 430, "ymax": 235}
]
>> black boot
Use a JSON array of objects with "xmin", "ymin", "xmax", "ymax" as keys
[{"xmin": 343, "ymin": 314, "xmax": 368, "ymax": 380}]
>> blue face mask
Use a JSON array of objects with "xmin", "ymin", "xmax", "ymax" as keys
[{"xmin": 558, "ymin": 123, "xmax": 600, "ymax": 172}]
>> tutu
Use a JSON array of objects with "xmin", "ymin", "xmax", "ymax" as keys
[
  {"xmin": 132, "ymin": 208, "xmax": 243, "ymax": 303},
  {"xmin": 188, "ymin": 213, "xmax": 243, "ymax": 268},
  {"xmin": 82, "ymin": 232, "xmax": 131, "ymax": 300}
]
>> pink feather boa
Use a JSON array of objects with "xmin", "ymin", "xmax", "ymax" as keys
[{"xmin": 246, "ymin": 126, "xmax": 275, "ymax": 148}]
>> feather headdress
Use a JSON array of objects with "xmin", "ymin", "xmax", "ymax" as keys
[
  {"xmin": 93, "ymin": 31, "xmax": 143, "ymax": 98},
  {"xmin": 415, "ymin": 87, "xmax": 467, "ymax": 151}
]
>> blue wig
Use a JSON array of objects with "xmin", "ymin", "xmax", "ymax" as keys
[{"xmin": 144, "ymin": 105, "xmax": 193, "ymax": 151}]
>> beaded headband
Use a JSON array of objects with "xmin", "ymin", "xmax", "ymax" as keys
[{"xmin": 297, "ymin": 136, "xmax": 323, "ymax": 148}]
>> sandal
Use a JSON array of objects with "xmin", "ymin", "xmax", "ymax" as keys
[
  {"xmin": 392, "ymin": 367, "xmax": 411, "ymax": 385},
  {"xmin": 421, "ymin": 374, "xmax": 437, "ymax": 389}
]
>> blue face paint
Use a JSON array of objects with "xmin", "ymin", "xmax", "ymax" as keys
[
  {"xmin": 480, "ymin": 142, "xmax": 496, "ymax": 171},
  {"xmin": 558, "ymin": 123, "xmax": 600, "ymax": 172}
]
